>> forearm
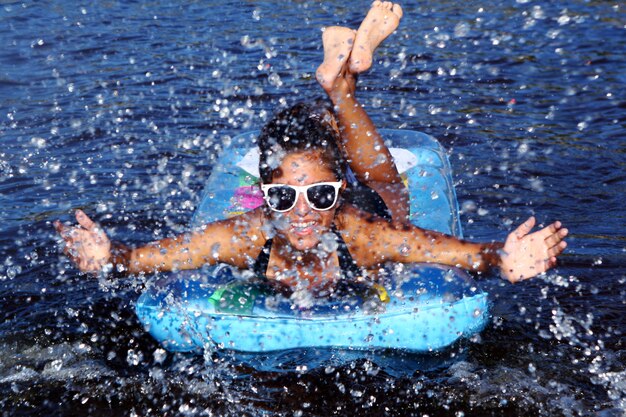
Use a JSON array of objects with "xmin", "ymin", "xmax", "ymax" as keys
[
  {"xmin": 441, "ymin": 240, "xmax": 503, "ymax": 274},
  {"xmin": 411, "ymin": 229, "xmax": 503, "ymax": 273},
  {"xmin": 368, "ymin": 219, "xmax": 504, "ymax": 273},
  {"xmin": 107, "ymin": 212, "xmax": 264, "ymax": 274},
  {"xmin": 109, "ymin": 234, "xmax": 215, "ymax": 275}
]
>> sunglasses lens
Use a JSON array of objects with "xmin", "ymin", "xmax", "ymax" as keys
[
  {"xmin": 307, "ymin": 184, "xmax": 337, "ymax": 210},
  {"xmin": 266, "ymin": 186, "xmax": 297, "ymax": 211}
]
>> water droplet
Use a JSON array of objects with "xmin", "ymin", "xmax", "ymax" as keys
[
  {"xmin": 557, "ymin": 14, "xmax": 571, "ymax": 26},
  {"xmin": 126, "ymin": 349, "xmax": 143, "ymax": 366},
  {"xmin": 31, "ymin": 137, "xmax": 46, "ymax": 148},
  {"xmin": 154, "ymin": 348, "xmax": 167, "ymax": 364},
  {"xmin": 398, "ymin": 243, "xmax": 410, "ymax": 257},
  {"xmin": 320, "ymin": 232, "xmax": 338, "ymax": 253},
  {"xmin": 374, "ymin": 153, "xmax": 387, "ymax": 166},
  {"xmin": 461, "ymin": 200, "xmax": 476, "ymax": 213},
  {"xmin": 7, "ymin": 266, "xmax": 18, "ymax": 279},
  {"xmin": 454, "ymin": 22, "xmax": 469, "ymax": 38}
]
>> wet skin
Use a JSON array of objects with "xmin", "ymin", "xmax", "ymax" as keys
[{"xmin": 266, "ymin": 151, "xmax": 345, "ymax": 253}]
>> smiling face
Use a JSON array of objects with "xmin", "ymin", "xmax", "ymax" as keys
[{"xmin": 266, "ymin": 150, "xmax": 344, "ymax": 252}]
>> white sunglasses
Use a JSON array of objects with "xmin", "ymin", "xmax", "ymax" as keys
[{"xmin": 260, "ymin": 181, "xmax": 343, "ymax": 212}]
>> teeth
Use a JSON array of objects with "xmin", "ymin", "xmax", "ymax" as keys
[{"xmin": 293, "ymin": 221, "xmax": 315, "ymax": 228}]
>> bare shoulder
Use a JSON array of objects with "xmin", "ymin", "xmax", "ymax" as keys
[
  {"xmin": 335, "ymin": 203, "xmax": 411, "ymax": 236},
  {"xmin": 334, "ymin": 204, "xmax": 408, "ymax": 266},
  {"xmin": 335, "ymin": 204, "xmax": 392, "ymax": 267}
]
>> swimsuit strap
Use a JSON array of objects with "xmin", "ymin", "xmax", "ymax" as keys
[
  {"xmin": 332, "ymin": 224, "xmax": 363, "ymax": 281},
  {"xmin": 343, "ymin": 168, "xmax": 392, "ymax": 220},
  {"xmin": 253, "ymin": 238, "xmax": 273, "ymax": 281}
]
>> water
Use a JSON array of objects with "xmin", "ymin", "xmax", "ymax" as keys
[{"xmin": 1, "ymin": 0, "xmax": 624, "ymax": 415}]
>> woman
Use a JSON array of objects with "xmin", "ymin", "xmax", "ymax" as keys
[{"xmin": 54, "ymin": 2, "xmax": 568, "ymax": 296}]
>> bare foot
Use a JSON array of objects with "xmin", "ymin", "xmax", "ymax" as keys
[
  {"xmin": 316, "ymin": 26, "xmax": 356, "ymax": 92},
  {"xmin": 349, "ymin": 1, "xmax": 403, "ymax": 74}
]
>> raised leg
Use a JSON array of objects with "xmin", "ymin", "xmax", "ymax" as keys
[
  {"xmin": 350, "ymin": 1, "xmax": 403, "ymax": 74},
  {"xmin": 316, "ymin": 3, "xmax": 408, "ymax": 221}
]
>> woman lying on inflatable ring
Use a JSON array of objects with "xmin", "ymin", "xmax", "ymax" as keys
[{"xmin": 54, "ymin": 2, "xmax": 568, "ymax": 297}]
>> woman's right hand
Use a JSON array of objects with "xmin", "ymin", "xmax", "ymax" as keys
[{"xmin": 54, "ymin": 210, "xmax": 112, "ymax": 273}]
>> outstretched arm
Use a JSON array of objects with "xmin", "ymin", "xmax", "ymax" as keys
[
  {"xmin": 55, "ymin": 209, "xmax": 265, "ymax": 275},
  {"xmin": 341, "ymin": 208, "xmax": 568, "ymax": 282}
]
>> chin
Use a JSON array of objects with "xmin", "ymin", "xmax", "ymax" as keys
[
  {"xmin": 272, "ymin": 215, "xmax": 333, "ymax": 252},
  {"xmin": 288, "ymin": 235, "xmax": 320, "ymax": 252}
]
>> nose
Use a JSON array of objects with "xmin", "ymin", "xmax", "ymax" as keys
[{"xmin": 293, "ymin": 192, "xmax": 310, "ymax": 216}]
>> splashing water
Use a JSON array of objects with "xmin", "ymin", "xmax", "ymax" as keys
[{"xmin": 0, "ymin": 0, "xmax": 624, "ymax": 416}]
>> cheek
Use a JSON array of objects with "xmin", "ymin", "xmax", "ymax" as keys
[
  {"xmin": 316, "ymin": 209, "xmax": 337, "ymax": 228},
  {"xmin": 269, "ymin": 213, "xmax": 290, "ymax": 231}
]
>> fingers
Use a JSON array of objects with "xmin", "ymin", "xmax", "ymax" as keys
[
  {"xmin": 513, "ymin": 216, "xmax": 536, "ymax": 239},
  {"xmin": 54, "ymin": 220, "xmax": 77, "ymax": 250},
  {"xmin": 543, "ymin": 226, "xmax": 568, "ymax": 248},
  {"xmin": 547, "ymin": 240, "xmax": 567, "ymax": 259},
  {"xmin": 544, "ymin": 256, "xmax": 558, "ymax": 271},
  {"xmin": 54, "ymin": 219, "xmax": 69, "ymax": 238},
  {"xmin": 75, "ymin": 209, "xmax": 96, "ymax": 231},
  {"xmin": 534, "ymin": 220, "xmax": 563, "ymax": 240},
  {"xmin": 542, "ymin": 223, "xmax": 567, "ymax": 269},
  {"xmin": 55, "ymin": 211, "xmax": 113, "ymax": 275},
  {"xmin": 56, "ymin": 226, "xmax": 80, "ymax": 265},
  {"xmin": 502, "ymin": 218, "xmax": 568, "ymax": 282}
]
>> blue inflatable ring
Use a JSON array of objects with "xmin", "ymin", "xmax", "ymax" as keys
[{"xmin": 135, "ymin": 130, "xmax": 490, "ymax": 353}]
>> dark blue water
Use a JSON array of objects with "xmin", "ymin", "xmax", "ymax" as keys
[{"xmin": 1, "ymin": 1, "xmax": 624, "ymax": 416}]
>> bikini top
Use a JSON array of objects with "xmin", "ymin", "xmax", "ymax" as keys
[{"xmin": 252, "ymin": 224, "xmax": 363, "ymax": 283}]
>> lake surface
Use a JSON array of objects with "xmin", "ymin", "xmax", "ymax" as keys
[{"xmin": 1, "ymin": 1, "xmax": 624, "ymax": 416}]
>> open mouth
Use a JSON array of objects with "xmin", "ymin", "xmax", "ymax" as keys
[{"xmin": 291, "ymin": 221, "xmax": 316, "ymax": 235}]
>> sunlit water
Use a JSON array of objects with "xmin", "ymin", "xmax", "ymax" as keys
[{"xmin": 1, "ymin": 1, "xmax": 624, "ymax": 416}]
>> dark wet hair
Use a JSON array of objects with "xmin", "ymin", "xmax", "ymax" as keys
[{"xmin": 257, "ymin": 102, "xmax": 345, "ymax": 184}]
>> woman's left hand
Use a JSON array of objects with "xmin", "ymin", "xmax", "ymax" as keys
[{"xmin": 500, "ymin": 216, "xmax": 568, "ymax": 283}]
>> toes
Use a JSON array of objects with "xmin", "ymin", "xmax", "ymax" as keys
[{"xmin": 391, "ymin": 3, "xmax": 403, "ymax": 19}]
